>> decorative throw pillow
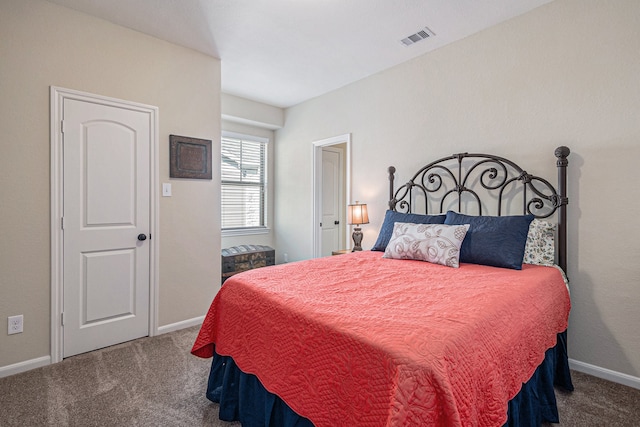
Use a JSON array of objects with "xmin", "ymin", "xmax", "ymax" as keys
[
  {"xmin": 444, "ymin": 211, "xmax": 534, "ymax": 270},
  {"xmin": 523, "ymin": 219, "xmax": 556, "ymax": 266},
  {"xmin": 383, "ymin": 222, "xmax": 470, "ymax": 268},
  {"xmin": 371, "ymin": 210, "xmax": 446, "ymax": 252}
]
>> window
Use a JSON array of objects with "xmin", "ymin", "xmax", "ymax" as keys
[{"xmin": 221, "ymin": 132, "xmax": 268, "ymax": 232}]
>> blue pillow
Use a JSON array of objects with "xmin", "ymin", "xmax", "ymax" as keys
[
  {"xmin": 443, "ymin": 211, "xmax": 534, "ymax": 270},
  {"xmin": 371, "ymin": 210, "xmax": 446, "ymax": 251}
]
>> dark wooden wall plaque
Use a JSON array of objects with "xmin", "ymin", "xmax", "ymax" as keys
[{"xmin": 170, "ymin": 135, "xmax": 212, "ymax": 179}]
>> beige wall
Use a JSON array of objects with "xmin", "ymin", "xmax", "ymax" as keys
[
  {"xmin": 222, "ymin": 93, "xmax": 284, "ymax": 130},
  {"xmin": 275, "ymin": 0, "xmax": 640, "ymax": 379},
  {"xmin": 0, "ymin": 0, "xmax": 221, "ymax": 368}
]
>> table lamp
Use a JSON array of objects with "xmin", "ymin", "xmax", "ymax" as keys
[{"xmin": 347, "ymin": 201, "xmax": 369, "ymax": 251}]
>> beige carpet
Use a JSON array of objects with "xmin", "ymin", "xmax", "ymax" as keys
[{"xmin": 1, "ymin": 326, "xmax": 638, "ymax": 426}]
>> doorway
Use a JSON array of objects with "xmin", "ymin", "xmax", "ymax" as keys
[
  {"xmin": 321, "ymin": 146, "xmax": 345, "ymax": 257},
  {"xmin": 312, "ymin": 134, "xmax": 351, "ymax": 258},
  {"xmin": 50, "ymin": 87, "xmax": 159, "ymax": 361}
]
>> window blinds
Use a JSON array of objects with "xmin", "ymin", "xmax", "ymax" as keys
[{"xmin": 221, "ymin": 136, "xmax": 267, "ymax": 229}]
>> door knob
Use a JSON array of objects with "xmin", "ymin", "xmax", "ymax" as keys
[{"xmin": 137, "ymin": 234, "xmax": 147, "ymax": 241}]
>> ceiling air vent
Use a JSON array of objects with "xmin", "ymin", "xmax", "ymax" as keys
[{"xmin": 400, "ymin": 27, "xmax": 435, "ymax": 47}]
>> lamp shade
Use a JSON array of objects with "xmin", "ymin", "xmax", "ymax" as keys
[{"xmin": 347, "ymin": 202, "xmax": 369, "ymax": 226}]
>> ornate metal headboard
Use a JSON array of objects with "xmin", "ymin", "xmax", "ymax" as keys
[{"xmin": 388, "ymin": 146, "xmax": 570, "ymax": 272}]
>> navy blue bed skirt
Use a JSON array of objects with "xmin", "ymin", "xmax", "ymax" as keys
[{"xmin": 206, "ymin": 332, "xmax": 573, "ymax": 427}]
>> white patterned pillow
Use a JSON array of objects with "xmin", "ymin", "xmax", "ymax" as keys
[
  {"xmin": 523, "ymin": 219, "xmax": 556, "ymax": 266},
  {"xmin": 383, "ymin": 222, "xmax": 470, "ymax": 268}
]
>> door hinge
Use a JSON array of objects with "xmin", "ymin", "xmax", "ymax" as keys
[
  {"xmin": 61, "ymin": 217, "xmax": 65, "ymax": 230},
  {"xmin": 61, "ymin": 312, "xmax": 65, "ymax": 326},
  {"xmin": 61, "ymin": 120, "xmax": 65, "ymax": 134}
]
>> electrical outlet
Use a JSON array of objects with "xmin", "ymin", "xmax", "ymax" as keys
[{"xmin": 8, "ymin": 315, "xmax": 23, "ymax": 335}]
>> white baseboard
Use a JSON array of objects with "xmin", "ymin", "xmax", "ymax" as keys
[
  {"xmin": 156, "ymin": 315, "xmax": 205, "ymax": 335},
  {"xmin": 0, "ymin": 355, "xmax": 51, "ymax": 379},
  {"xmin": 569, "ymin": 358, "xmax": 640, "ymax": 390},
  {"xmin": 1, "ymin": 318, "xmax": 204, "ymax": 378}
]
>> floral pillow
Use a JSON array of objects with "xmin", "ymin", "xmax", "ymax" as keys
[
  {"xmin": 523, "ymin": 219, "xmax": 556, "ymax": 266},
  {"xmin": 383, "ymin": 222, "xmax": 470, "ymax": 268}
]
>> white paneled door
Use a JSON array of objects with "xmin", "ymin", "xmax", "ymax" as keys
[
  {"xmin": 62, "ymin": 98, "xmax": 151, "ymax": 358},
  {"xmin": 321, "ymin": 147, "xmax": 344, "ymax": 256}
]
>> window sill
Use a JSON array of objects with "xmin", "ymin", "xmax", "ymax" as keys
[{"xmin": 222, "ymin": 227, "xmax": 271, "ymax": 237}]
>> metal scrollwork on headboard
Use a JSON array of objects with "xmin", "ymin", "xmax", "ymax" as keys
[{"xmin": 388, "ymin": 146, "xmax": 570, "ymax": 272}]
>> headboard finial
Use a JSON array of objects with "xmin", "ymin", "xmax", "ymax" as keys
[{"xmin": 554, "ymin": 146, "xmax": 570, "ymax": 166}]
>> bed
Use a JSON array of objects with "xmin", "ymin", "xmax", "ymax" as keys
[{"xmin": 192, "ymin": 147, "xmax": 573, "ymax": 426}]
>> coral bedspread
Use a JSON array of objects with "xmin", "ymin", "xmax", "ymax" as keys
[{"xmin": 192, "ymin": 251, "xmax": 570, "ymax": 427}]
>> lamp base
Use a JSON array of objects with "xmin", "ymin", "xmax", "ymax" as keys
[{"xmin": 351, "ymin": 227, "xmax": 363, "ymax": 251}]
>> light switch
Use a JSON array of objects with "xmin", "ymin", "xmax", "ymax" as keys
[{"xmin": 162, "ymin": 183, "xmax": 172, "ymax": 197}]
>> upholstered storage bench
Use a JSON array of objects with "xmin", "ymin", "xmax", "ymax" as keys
[{"xmin": 221, "ymin": 245, "xmax": 275, "ymax": 284}]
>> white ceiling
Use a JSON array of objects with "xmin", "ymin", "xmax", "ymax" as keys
[{"xmin": 45, "ymin": 0, "xmax": 553, "ymax": 108}]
